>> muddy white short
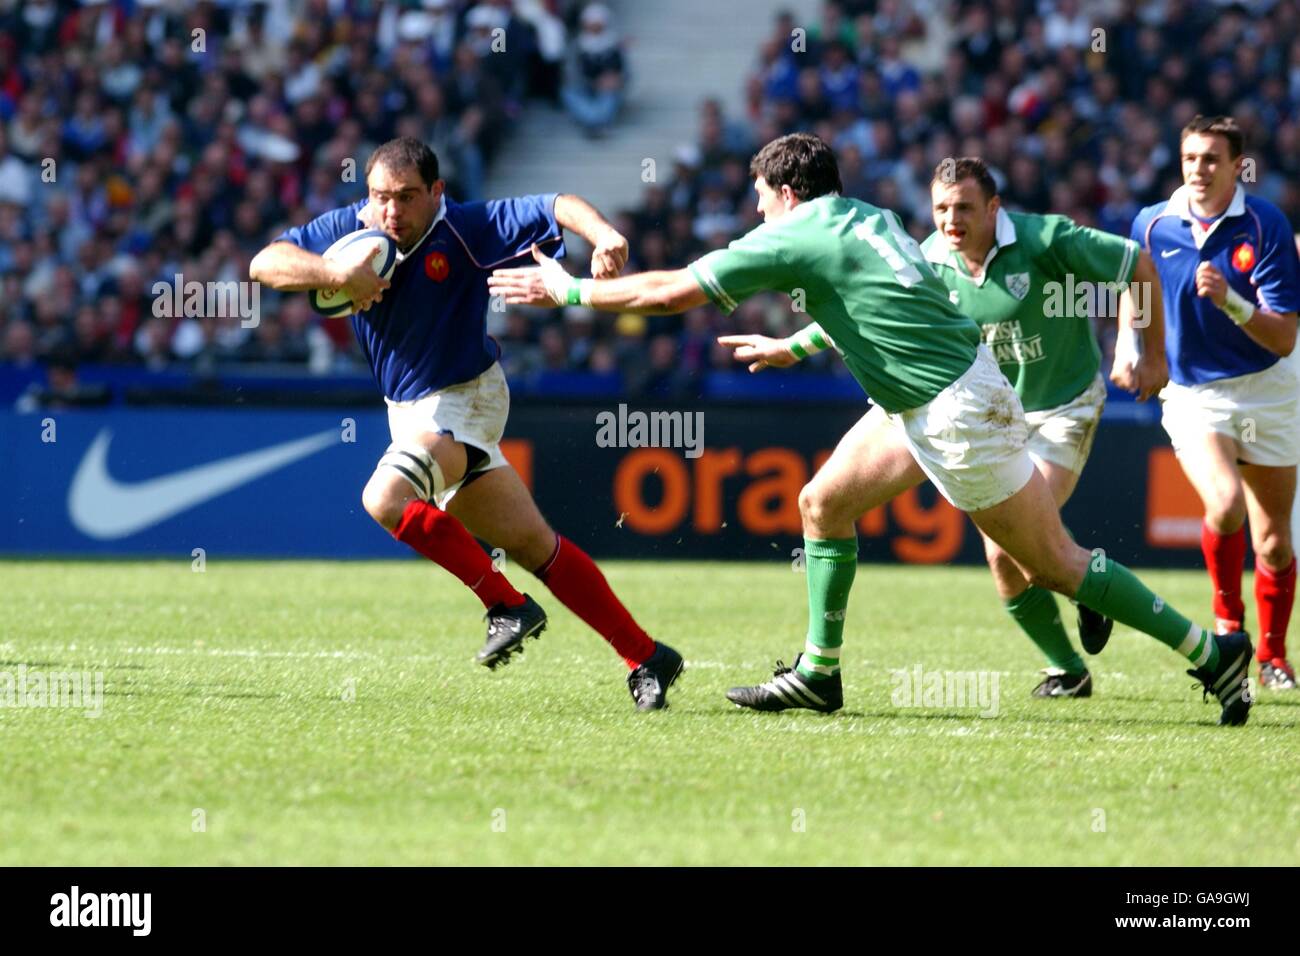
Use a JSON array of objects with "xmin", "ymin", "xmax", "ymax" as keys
[
  {"xmin": 866, "ymin": 345, "xmax": 1034, "ymax": 512},
  {"xmin": 384, "ymin": 361, "xmax": 511, "ymax": 507}
]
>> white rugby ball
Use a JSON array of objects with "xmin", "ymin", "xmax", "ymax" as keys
[{"xmin": 309, "ymin": 228, "xmax": 398, "ymax": 317}]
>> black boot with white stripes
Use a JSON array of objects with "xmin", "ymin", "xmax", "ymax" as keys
[
  {"xmin": 1187, "ymin": 631, "xmax": 1253, "ymax": 726},
  {"xmin": 726, "ymin": 655, "xmax": 842, "ymax": 713}
]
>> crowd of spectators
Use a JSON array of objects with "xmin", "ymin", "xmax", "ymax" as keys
[
  {"xmin": 3, "ymin": 0, "xmax": 1299, "ymax": 402},
  {"xmin": 0, "ymin": 0, "xmax": 599, "ymax": 380},
  {"xmin": 499, "ymin": 0, "xmax": 1300, "ymax": 398}
]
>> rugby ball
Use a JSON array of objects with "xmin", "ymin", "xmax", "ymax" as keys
[{"xmin": 309, "ymin": 229, "xmax": 398, "ymax": 317}]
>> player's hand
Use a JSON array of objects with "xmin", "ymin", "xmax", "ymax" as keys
[
  {"xmin": 590, "ymin": 228, "xmax": 629, "ymax": 279},
  {"xmin": 331, "ymin": 243, "xmax": 390, "ymax": 312},
  {"xmin": 717, "ymin": 334, "xmax": 798, "ymax": 373},
  {"xmin": 1131, "ymin": 351, "xmax": 1168, "ymax": 402},
  {"xmin": 1109, "ymin": 355, "xmax": 1138, "ymax": 394},
  {"xmin": 1110, "ymin": 350, "xmax": 1167, "ymax": 402},
  {"xmin": 1195, "ymin": 262, "xmax": 1228, "ymax": 308},
  {"xmin": 488, "ymin": 244, "xmax": 574, "ymax": 307}
]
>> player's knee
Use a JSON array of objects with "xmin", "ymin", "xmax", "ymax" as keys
[
  {"xmin": 798, "ymin": 482, "xmax": 839, "ymax": 528},
  {"xmin": 361, "ymin": 477, "xmax": 409, "ymax": 531},
  {"xmin": 1203, "ymin": 488, "xmax": 1246, "ymax": 532},
  {"xmin": 1254, "ymin": 529, "xmax": 1293, "ymax": 571}
]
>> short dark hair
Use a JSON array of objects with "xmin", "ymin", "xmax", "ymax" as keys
[
  {"xmin": 749, "ymin": 133, "xmax": 842, "ymax": 201},
  {"xmin": 366, "ymin": 137, "xmax": 440, "ymax": 187},
  {"xmin": 1180, "ymin": 115, "xmax": 1245, "ymax": 159},
  {"xmin": 932, "ymin": 157, "xmax": 998, "ymax": 200}
]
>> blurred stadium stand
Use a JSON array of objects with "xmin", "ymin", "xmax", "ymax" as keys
[{"xmin": 1, "ymin": 0, "xmax": 1299, "ymax": 408}]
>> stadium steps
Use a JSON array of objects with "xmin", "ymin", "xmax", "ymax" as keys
[{"xmin": 486, "ymin": 0, "xmax": 819, "ymax": 220}]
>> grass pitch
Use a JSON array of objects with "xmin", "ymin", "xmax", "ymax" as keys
[{"xmin": 1, "ymin": 559, "xmax": 1297, "ymax": 866}]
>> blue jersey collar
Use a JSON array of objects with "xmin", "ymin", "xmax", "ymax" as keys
[
  {"xmin": 1165, "ymin": 184, "xmax": 1245, "ymax": 248},
  {"xmin": 395, "ymin": 194, "xmax": 447, "ymax": 262}
]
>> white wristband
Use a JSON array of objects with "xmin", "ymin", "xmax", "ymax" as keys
[
  {"xmin": 1223, "ymin": 287, "xmax": 1254, "ymax": 326},
  {"xmin": 785, "ymin": 324, "xmax": 832, "ymax": 360}
]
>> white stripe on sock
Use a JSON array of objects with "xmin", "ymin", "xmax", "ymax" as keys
[
  {"xmin": 1178, "ymin": 624, "xmax": 1212, "ymax": 667},
  {"xmin": 804, "ymin": 640, "xmax": 841, "ymax": 661}
]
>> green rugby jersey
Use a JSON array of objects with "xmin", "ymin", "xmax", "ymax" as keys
[
  {"xmin": 919, "ymin": 210, "xmax": 1139, "ymax": 411},
  {"xmin": 689, "ymin": 195, "xmax": 981, "ymax": 413}
]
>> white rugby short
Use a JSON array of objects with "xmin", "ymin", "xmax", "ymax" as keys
[
  {"xmin": 1023, "ymin": 373, "xmax": 1106, "ymax": 475},
  {"xmin": 384, "ymin": 361, "xmax": 511, "ymax": 508},
  {"xmin": 867, "ymin": 345, "xmax": 1035, "ymax": 512},
  {"xmin": 1160, "ymin": 359, "xmax": 1299, "ymax": 468}
]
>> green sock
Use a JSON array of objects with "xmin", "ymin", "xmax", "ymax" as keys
[
  {"xmin": 1005, "ymin": 585, "xmax": 1086, "ymax": 675},
  {"xmin": 796, "ymin": 537, "xmax": 856, "ymax": 681},
  {"xmin": 1075, "ymin": 552, "xmax": 1219, "ymax": 670}
]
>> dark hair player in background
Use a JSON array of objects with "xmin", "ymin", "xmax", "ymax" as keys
[
  {"xmin": 1131, "ymin": 115, "xmax": 1300, "ymax": 691},
  {"xmin": 250, "ymin": 137, "xmax": 684, "ymax": 710},
  {"xmin": 743, "ymin": 155, "xmax": 1169, "ymax": 701}
]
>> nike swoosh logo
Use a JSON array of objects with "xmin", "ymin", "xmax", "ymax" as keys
[
  {"xmin": 1160, "ymin": 249, "xmax": 1180, "ymax": 258},
  {"xmin": 68, "ymin": 427, "xmax": 339, "ymax": 540}
]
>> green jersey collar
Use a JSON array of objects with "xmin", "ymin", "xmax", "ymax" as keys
[{"xmin": 924, "ymin": 208, "xmax": 1017, "ymax": 286}]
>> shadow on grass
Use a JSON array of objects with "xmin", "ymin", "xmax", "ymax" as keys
[
  {"xmin": 103, "ymin": 687, "xmax": 285, "ymax": 701},
  {"xmin": 0, "ymin": 660, "xmax": 149, "ymax": 671},
  {"xmin": 715, "ymin": 703, "xmax": 1300, "ymax": 731}
]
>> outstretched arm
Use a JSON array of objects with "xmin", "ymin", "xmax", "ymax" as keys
[
  {"xmin": 718, "ymin": 324, "xmax": 833, "ymax": 373},
  {"xmin": 489, "ymin": 244, "xmax": 708, "ymax": 314},
  {"xmin": 554, "ymin": 194, "xmax": 629, "ymax": 279}
]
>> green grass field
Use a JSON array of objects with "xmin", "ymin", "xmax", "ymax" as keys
[{"xmin": 1, "ymin": 559, "xmax": 1297, "ymax": 866}]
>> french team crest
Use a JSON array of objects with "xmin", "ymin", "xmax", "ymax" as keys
[
  {"xmin": 1006, "ymin": 272, "xmax": 1030, "ymax": 300},
  {"xmin": 1231, "ymin": 242, "xmax": 1256, "ymax": 273},
  {"xmin": 424, "ymin": 251, "xmax": 450, "ymax": 282}
]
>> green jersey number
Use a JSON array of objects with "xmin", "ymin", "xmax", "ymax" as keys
[{"xmin": 854, "ymin": 211, "xmax": 930, "ymax": 288}]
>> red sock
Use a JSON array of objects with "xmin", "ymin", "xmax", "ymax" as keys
[
  {"xmin": 1255, "ymin": 558, "xmax": 1295, "ymax": 662},
  {"xmin": 392, "ymin": 500, "xmax": 525, "ymax": 611},
  {"xmin": 535, "ymin": 535, "xmax": 656, "ymax": 667},
  {"xmin": 1201, "ymin": 522, "xmax": 1247, "ymax": 627}
]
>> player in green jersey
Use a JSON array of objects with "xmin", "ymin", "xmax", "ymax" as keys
[
  {"xmin": 742, "ymin": 157, "xmax": 1171, "ymax": 699},
  {"xmin": 488, "ymin": 133, "xmax": 1253, "ymax": 726}
]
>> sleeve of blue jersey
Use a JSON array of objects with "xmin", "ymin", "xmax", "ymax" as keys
[
  {"xmin": 473, "ymin": 193, "xmax": 567, "ymax": 268},
  {"xmin": 1127, "ymin": 205, "xmax": 1155, "ymax": 249},
  {"xmin": 272, "ymin": 202, "xmax": 366, "ymax": 255},
  {"xmin": 1249, "ymin": 200, "xmax": 1300, "ymax": 315}
]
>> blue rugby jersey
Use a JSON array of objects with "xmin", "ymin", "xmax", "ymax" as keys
[
  {"xmin": 1132, "ymin": 184, "xmax": 1300, "ymax": 386},
  {"xmin": 275, "ymin": 193, "xmax": 565, "ymax": 401}
]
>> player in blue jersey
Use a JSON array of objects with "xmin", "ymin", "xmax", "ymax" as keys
[
  {"xmin": 250, "ymin": 137, "xmax": 683, "ymax": 710},
  {"xmin": 1129, "ymin": 115, "xmax": 1300, "ymax": 690}
]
